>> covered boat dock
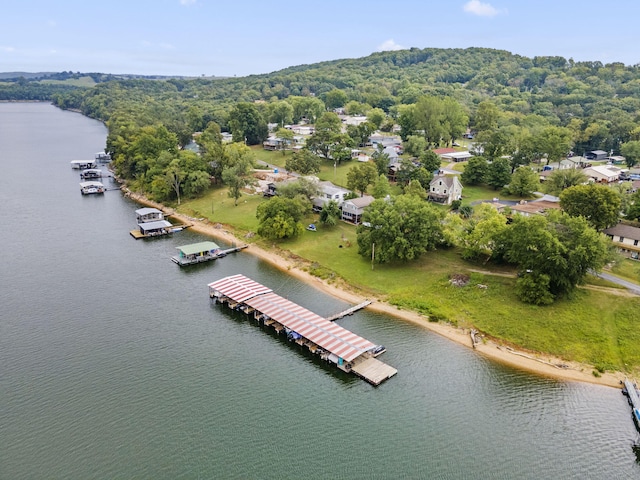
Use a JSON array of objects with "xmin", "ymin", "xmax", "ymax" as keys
[{"xmin": 208, "ymin": 274, "xmax": 397, "ymax": 385}]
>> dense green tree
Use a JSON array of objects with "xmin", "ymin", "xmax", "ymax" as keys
[
  {"xmin": 287, "ymin": 96, "xmax": 325, "ymax": 123},
  {"xmin": 543, "ymin": 168, "xmax": 588, "ymax": 196},
  {"xmin": 367, "ymin": 108, "xmax": 386, "ymax": 130},
  {"xmin": 620, "ymin": 140, "xmax": 640, "ymax": 169},
  {"xmin": 404, "ymin": 179, "xmax": 427, "ymax": 199},
  {"xmin": 559, "ymin": 184, "xmax": 621, "ymax": 230},
  {"xmin": 276, "ymin": 177, "xmax": 319, "ymax": 204},
  {"xmin": 268, "ymin": 101, "xmax": 294, "ymax": 128},
  {"xmin": 275, "ymin": 127, "xmax": 295, "ymax": 155},
  {"xmin": 419, "ymin": 150, "xmax": 442, "ymax": 174},
  {"xmin": 323, "ymin": 89, "xmax": 348, "ymax": 110},
  {"xmin": 346, "ymin": 121, "xmax": 375, "ymax": 147},
  {"xmin": 506, "ymin": 166, "xmax": 539, "ymax": 197},
  {"xmin": 256, "ymin": 196, "xmax": 306, "ymax": 239},
  {"xmin": 372, "ymin": 144, "xmax": 391, "ymax": 175},
  {"xmin": 285, "ymin": 148, "xmax": 321, "ymax": 175},
  {"xmin": 473, "ymin": 100, "xmax": 500, "ymax": 134},
  {"xmin": 495, "ymin": 212, "xmax": 610, "ymax": 303},
  {"xmin": 306, "ymin": 112, "xmax": 349, "ymax": 160},
  {"xmin": 228, "ymin": 102, "xmax": 268, "ymax": 145},
  {"xmin": 626, "ymin": 189, "xmax": 640, "ymax": 221},
  {"xmin": 347, "ymin": 162, "xmax": 378, "ymax": 196},
  {"xmin": 371, "ymin": 174, "xmax": 391, "ymax": 198},
  {"xmin": 221, "ymin": 143, "xmax": 255, "ymax": 205},
  {"xmin": 533, "ymin": 126, "xmax": 573, "ymax": 165},
  {"xmin": 357, "ymin": 195, "xmax": 444, "ymax": 263},
  {"xmin": 461, "ymin": 156, "xmax": 489, "ymax": 185},
  {"xmin": 319, "ymin": 200, "xmax": 341, "ymax": 227},
  {"xmin": 459, "ymin": 203, "xmax": 508, "ymax": 260},
  {"xmin": 485, "ymin": 158, "xmax": 512, "ymax": 190},
  {"xmin": 404, "ymin": 135, "xmax": 428, "ymax": 157}
]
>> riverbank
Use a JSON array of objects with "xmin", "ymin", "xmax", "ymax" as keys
[{"xmin": 124, "ymin": 189, "xmax": 627, "ymax": 388}]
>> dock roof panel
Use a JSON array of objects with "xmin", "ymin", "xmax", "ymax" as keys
[
  {"xmin": 177, "ymin": 241, "xmax": 220, "ymax": 256},
  {"xmin": 244, "ymin": 292, "xmax": 375, "ymax": 362},
  {"xmin": 139, "ymin": 220, "xmax": 172, "ymax": 231},
  {"xmin": 208, "ymin": 274, "xmax": 273, "ymax": 303},
  {"xmin": 135, "ymin": 207, "xmax": 162, "ymax": 216}
]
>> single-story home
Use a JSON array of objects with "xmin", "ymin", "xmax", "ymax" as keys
[
  {"xmin": 440, "ymin": 151, "xmax": 473, "ymax": 163},
  {"xmin": 582, "ymin": 165, "xmax": 625, "ymax": 183},
  {"xmin": 508, "ymin": 199, "xmax": 562, "ymax": 217},
  {"xmin": 312, "ymin": 181, "xmax": 351, "ymax": 211},
  {"xmin": 341, "ymin": 195, "xmax": 375, "ymax": 224},
  {"xmin": 428, "ymin": 175, "xmax": 463, "ymax": 205},
  {"xmin": 603, "ymin": 223, "xmax": 640, "ymax": 259}
]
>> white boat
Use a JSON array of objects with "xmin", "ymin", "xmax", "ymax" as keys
[{"xmin": 80, "ymin": 181, "xmax": 105, "ymax": 195}]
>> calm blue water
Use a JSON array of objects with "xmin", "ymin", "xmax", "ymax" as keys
[{"xmin": 0, "ymin": 103, "xmax": 638, "ymax": 479}]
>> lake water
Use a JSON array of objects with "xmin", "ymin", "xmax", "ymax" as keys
[{"xmin": 1, "ymin": 103, "xmax": 638, "ymax": 479}]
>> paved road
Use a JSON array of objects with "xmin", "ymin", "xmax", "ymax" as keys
[{"xmin": 595, "ymin": 272, "xmax": 640, "ymax": 295}]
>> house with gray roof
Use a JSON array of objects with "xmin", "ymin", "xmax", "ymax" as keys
[
  {"xmin": 603, "ymin": 223, "xmax": 640, "ymax": 259},
  {"xmin": 428, "ymin": 175, "xmax": 463, "ymax": 205},
  {"xmin": 341, "ymin": 195, "xmax": 375, "ymax": 225}
]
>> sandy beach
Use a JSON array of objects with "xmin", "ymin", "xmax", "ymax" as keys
[{"xmin": 126, "ymin": 190, "xmax": 627, "ymax": 389}]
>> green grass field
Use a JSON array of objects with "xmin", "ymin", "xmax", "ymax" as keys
[{"xmin": 175, "ymin": 158, "xmax": 640, "ymax": 375}]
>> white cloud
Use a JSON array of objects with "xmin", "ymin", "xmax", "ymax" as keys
[
  {"xmin": 377, "ymin": 39, "xmax": 406, "ymax": 52},
  {"xmin": 1, "ymin": 46, "xmax": 16, "ymax": 52},
  {"xmin": 47, "ymin": 19, "xmax": 57, "ymax": 27},
  {"xmin": 180, "ymin": 0, "xmax": 197, "ymax": 5},
  {"xmin": 463, "ymin": 0, "xmax": 502, "ymax": 17}
]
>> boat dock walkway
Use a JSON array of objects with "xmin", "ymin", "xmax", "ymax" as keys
[
  {"xmin": 208, "ymin": 274, "xmax": 396, "ymax": 386},
  {"xmin": 325, "ymin": 300, "xmax": 372, "ymax": 321}
]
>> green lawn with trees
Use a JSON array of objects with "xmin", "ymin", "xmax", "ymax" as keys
[{"xmin": 10, "ymin": 45, "xmax": 640, "ymax": 375}]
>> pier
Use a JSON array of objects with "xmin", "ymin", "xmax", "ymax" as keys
[
  {"xmin": 325, "ymin": 300, "xmax": 372, "ymax": 321},
  {"xmin": 208, "ymin": 274, "xmax": 397, "ymax": 385}
]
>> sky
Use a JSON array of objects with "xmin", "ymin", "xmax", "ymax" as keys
[{"xmin": 1, "ymin": 0, "xmax": 638, "ymax": 77}]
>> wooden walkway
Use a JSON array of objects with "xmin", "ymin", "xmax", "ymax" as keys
[
  {"xmin": 351, "ymin": 357, "xmax": 398, "ymax": 386},
  {"xmin": 326, "ymin": 300, "xmax": 372, "ymax": 321}
]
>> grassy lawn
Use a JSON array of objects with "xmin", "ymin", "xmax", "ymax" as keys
[
  {"xmin": 174, "ymin": 161, "xmax": 640, "ymax": 375},
  {"xmin": 609, "ymin": 258, "xmax": 640, "ymax": 283}
]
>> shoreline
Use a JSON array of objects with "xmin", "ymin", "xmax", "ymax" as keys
[{"xmin": 125, "ymin": 189, "xmax": 627, "ymax": 389}]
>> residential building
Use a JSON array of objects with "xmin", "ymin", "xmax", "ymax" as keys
[
  {"xmin": 603, "ymin": 223, "xmax": 640, "ymax": 259},
  {"xmin": 341, "ymin": 195, "xmax": 375, "ymax": 224},
  {"xmin": 428, "ymin": 175, "xmax": 463, "ymax": 205}
]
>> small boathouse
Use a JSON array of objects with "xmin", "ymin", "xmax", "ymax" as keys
[
  {"xmin": 208, "ymin": 274, "xmax": 397, "ymax": 385},
  {"xmin": 135, "ymin": 207, "xmax": 164, "ymax": 224},
  {"xmin": 172, "ymin": 242, "xmax": 248, "ymax": 266},
  {"xmin": 131, "ymin": 219, "xmax": 174, "ymax": 238},
  {"xmin": 79, "ymin": 181, "xmax": 105, "ymax": 195}
]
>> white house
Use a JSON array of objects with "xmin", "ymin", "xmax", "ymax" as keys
[
  {"xmin": 312, "ymin": 180, "xmax": 351, "ymax": 211},
  {"xmin": 603, "ymin": 223, "xmax": 640, "ymax": 259},
  {"xmin": 428, "ymin": 175, "xmax": 463, "ymax": 205},
  {"xmin": 341, "ymin": 195, "xmax": 375, "ymax": 224},
  {"xmin": 582, "ymin": 165, "xmax": 625, "ymax": 183}
]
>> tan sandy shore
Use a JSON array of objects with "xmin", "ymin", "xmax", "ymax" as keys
[{"xmin": 126, "ymin": 190, "xmax": 627, "ymax": 389}]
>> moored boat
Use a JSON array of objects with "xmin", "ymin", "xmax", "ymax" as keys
[
  {"xmin": 80, "ymin": 168, "xmax": 103, "ymax": 179},
  {"xmin": 71, "ymin": 159, "xmax": 98, "ymax": 169}
]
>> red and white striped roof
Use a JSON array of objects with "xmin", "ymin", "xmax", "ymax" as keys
[
  {"xmin": 245, "ymin": 292, "xmax": 375, "ymax": 362},
  {"xmin": 208, "ymin": 274, "xmax": 273, "ymax": 303}
]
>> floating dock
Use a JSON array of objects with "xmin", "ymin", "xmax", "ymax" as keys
[
  {"xmin": 208, "ymin": 274, "xmax": 397, "ymax": 385},
  {"xmin": 171, "ymin": 242, "xmax": 248, "ymax": 266},
  {"xmin": 326, "ymin": 300, "xmax": 372, "ymax": 321},
  {"xmin": 129, "ymin": 221, "xmax": 190, "ymax": 239},
  {"xmin": 623, "ymin": 379, "xmax": 640, "ymax": 432}
]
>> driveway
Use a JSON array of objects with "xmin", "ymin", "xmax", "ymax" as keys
[{"xmin": 595, "ymin": 271, "xmax": 640, "ymax": 295}]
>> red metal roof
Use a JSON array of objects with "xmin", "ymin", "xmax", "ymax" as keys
[
  {"xmin": 245, "ymin": 292, "xmax": 375, "ymax": 362},
  {"xmin": 208, "ymin": 274, "xmax": 273, "ymax": 302}
]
